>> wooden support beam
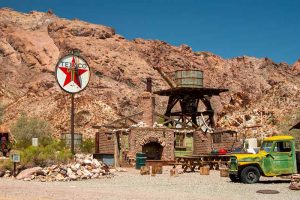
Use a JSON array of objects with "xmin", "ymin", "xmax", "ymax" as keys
[
  {"xmin": 154, "ymin": 112, "xmax": 193, "ymax": 129},
  {"xmin": 95, "ymin": 132, "xmax": 100, "ymax": 154},
  {"xmin": 114, "ymin": 132, "xmax": 120, "ymax": 168}
]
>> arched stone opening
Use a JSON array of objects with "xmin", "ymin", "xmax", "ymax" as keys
[{"xmin": 142, "ymin": 142, "xmax": 163, "ymax": 160}]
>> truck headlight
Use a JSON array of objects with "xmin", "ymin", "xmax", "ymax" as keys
[{"xmin": 229, "ymin": 156, "xmax": 238, "ymax": 171}]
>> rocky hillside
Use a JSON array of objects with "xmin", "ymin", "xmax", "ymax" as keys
[{"xmin": 1, "ymin": 8, "xmax": 300, "ymax": 138}]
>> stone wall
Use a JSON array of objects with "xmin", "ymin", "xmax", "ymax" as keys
[
  {"xmin": 193, "ymin": 131, "xmax": 241, "ymax": 154},
  {"xmin": 129, "ymin": 128, "xmax": 175, "ymax": 161}
]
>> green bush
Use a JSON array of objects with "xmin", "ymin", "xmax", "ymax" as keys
[
  {"xmin": 20, "ymin": 140, "xmax": 73, "ymax": 168},
  {"xmin": 57, "ymin": 149, "xmax": 73, "ymax": 163},
  {"xmin": 10, "ymin": 113, "xmax": 52, "ymax": 148},
  {"xmin": 0, "ymin": 159, "xmax": 13, "ymax": 171},
  {"xmin": 80, "ymin": 138, "xmax": 95, "ymax": 153}
]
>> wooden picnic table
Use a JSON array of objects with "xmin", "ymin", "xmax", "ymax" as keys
[{"xmin": 175, "ymin": 154, "xmax": 231, "ymax": 172}]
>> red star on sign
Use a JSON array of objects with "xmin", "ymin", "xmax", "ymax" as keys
[{"xmin": 59, "ymin": 57, "xmax": 88, "ymax": 88}]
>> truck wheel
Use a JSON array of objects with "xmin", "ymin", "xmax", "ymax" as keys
[
  {"xmin": 240, "ymin": 166, "xmax": 260, "ymax": 184},
  {"xmin": 229, "ymin": 174, "xmax": 240, "ymax": 182}
]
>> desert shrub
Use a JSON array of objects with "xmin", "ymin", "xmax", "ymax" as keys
[
  {"xmin": 56, "ymin": 149, "xmax": 73, "ymax": 163},
  {"xmin": 20, "ymin": 146, "xmax": 42, "ymax": 167},
  {"xmin": 20, "ymin": 140, "xmax": 73, "ymax": 168},
  {"xmin": 10, "ymin": 113, "xmax": 52, "ymax": 149},
  {"xmin": 0, "ymin": 159, "xmax": 13, "ymax": 171},
  {"xmin": 80, "ymin": 138, "xmax": 95, "ymax": 153}
]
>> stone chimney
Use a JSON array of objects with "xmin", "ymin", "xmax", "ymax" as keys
[{"xmin": 140, "ymin": 78, "xmax": 155, "ymax": 126}]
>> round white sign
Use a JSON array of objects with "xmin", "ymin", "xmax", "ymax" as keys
[{"xmin": 55, "ymin": 54, "xmax": 90, "ymax": 93}]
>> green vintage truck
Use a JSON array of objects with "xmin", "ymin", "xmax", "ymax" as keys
[{"xmin": 229, "ymin": 135, "xmax": 300, "ymax": 184}]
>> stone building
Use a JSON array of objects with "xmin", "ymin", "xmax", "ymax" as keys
[
  {"xmin": 93, "ymin": 91, "xmax": 177, "ymax": 164},
  {"xmin": 93, "ymin": 71, "xmax": 240, "ymax": 166},
  {"xmin": 93, "ymin": 90, "xmax": 239, "ymax": 166}
]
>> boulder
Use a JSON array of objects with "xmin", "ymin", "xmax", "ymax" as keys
[
  {"xmin": 55, "ymin": 173, "xmax": 65, "ymax": 181},
  {"xmin": 68, "ymin": 173, "xmax": 77, "ymax": 180},
  {"xmin": 91, "ymin": 173, "xmax": 99, "ymax": 179},
  {"xmin": 4, "ymin": 170, "xmax": 11, "ymax": 178},
  {"xmin": 83, "ymin": 159, "xmax": 92, "ymax": 165},
  {"xmin": 92, "ymin": 159, "xmax": 101, "ymax": 168},
  {"xmin": 70, "ymin": 165, "xmax": 77, "ymax": 172},
  {"xmin": 170, "ymin": 168, "xmax": 178, "ymax": 177},
  {"xmin": 91, "ymin": 168, "xmax": 100, "ymax": 174},
  {"xmin": 50, "ymin": 165, "xmax": 58, "ymax": 170},
  {"xmin": 74, "ymin": 163, "xmax": 81, "ymax": 170},
  {"xmin": 83, "ymin": 169, "xmax": 92, "ymax": 178},
  {"xmin": 289, "ymin": 174, "xmax": 300, "ymax": 190},
  {"xmin": 76, "ymin": 169, "xmax": 83, "ymax": 176},
  {"xmin": 67, "ymin": 168, "xmax": 72, "ymax": 176},
  {"xmin": 16, "ymin": 167, "xmax": 42, "ymax": 180}
]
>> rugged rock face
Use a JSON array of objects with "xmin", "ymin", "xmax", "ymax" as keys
[{"xmin": 1, "ymin": 8, "xmax": 300, "ymax": 139}]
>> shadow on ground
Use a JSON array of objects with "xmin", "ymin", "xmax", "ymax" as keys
[{"xmin": 259, "ymin": 180, "xmax": 290, "ymax": 184}]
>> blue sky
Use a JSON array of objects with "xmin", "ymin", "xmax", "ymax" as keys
[{"xmin": 0, "ymin": 0, "xmax": 299, "ymax": 64}]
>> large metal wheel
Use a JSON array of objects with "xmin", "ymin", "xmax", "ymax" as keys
[{"xmin": 240, "ymin": 166, "xmax": 260, "ymax": 184}]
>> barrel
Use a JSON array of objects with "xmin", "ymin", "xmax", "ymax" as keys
[
  {"xmin": 136, "ymin": 152, "xmax": 147, "ymax": 169},
  {"xmin": 175, "ymin": 70, "xmax": 203, "ymax": 88},
  {"xmin": 61, "ymin": 133, "xmax": 82, "ymax": 148}
]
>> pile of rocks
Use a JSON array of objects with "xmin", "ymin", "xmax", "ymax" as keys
[
  {"xmin": 15, "ymin": 154, "xmax": 111, "ymax": 182},
  {"xmin": 0, "ymin": 169, "xmax": 12, "ymax": 178},
  {"xmin": 289, "ymin": 174, "xmax": 300, "ymax": 190}
]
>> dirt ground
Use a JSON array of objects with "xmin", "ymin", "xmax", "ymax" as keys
[{"xmin": 0, "ymin": 167, "xmax": 299, "ymax": 200}]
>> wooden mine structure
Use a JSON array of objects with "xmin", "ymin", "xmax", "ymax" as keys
[{"xmin": 154, "ymin": 87, "xmax": 227, "ymax": 131}]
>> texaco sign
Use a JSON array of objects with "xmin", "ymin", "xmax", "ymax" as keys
[{"xmin": 55, "ymin": 54, "xmax": 90, "ymax": 93}]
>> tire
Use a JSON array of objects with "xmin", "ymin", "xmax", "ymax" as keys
[
  {"xmin": 229, "ymin": 174, "xmax": 240, "ymax": 182},
  {"xmin": 240, "ymin": 166, "xmax": 260, "ymax": 184}
]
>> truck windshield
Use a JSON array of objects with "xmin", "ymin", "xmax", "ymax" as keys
[{"xmin": 261, "ymin": 141, "xmax": 273, "ymax": 152}]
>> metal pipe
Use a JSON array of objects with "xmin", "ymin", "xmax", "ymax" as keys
[
  {"xmin": 146, "ymin": 77, "xmax": 152, "ymax": 92},
  {"xmin": 71, "ymin": 94, "xmax": 75, "ymax": 154},
  {"xmin": 95, "ymin": 132, "xmax": 100, "ymax": 153},
  {"xmin": 153, "ymin": 66, "xmax": 176, "ymax": 88}
]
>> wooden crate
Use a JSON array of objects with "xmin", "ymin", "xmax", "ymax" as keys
[
  {"xmin": 219, "ymin": 168, "xmax": 229, "ymax": 177},
  {"xmin": 200, "ymin": 166, "xmax": 210, "ymax": 175},
  {"xmin": 151, "ymin": 165, "xmax": 163, "ymax": 174}
]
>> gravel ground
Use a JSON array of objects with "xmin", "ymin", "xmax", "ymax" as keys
[{"xmin": 0, "ymin": 166, "xmax": 299, "ymax": 200}]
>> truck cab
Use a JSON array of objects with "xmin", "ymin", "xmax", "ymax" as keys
[{"xmin": 229, "ymin": 135, "xmax": 298, "ymax": 184}]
